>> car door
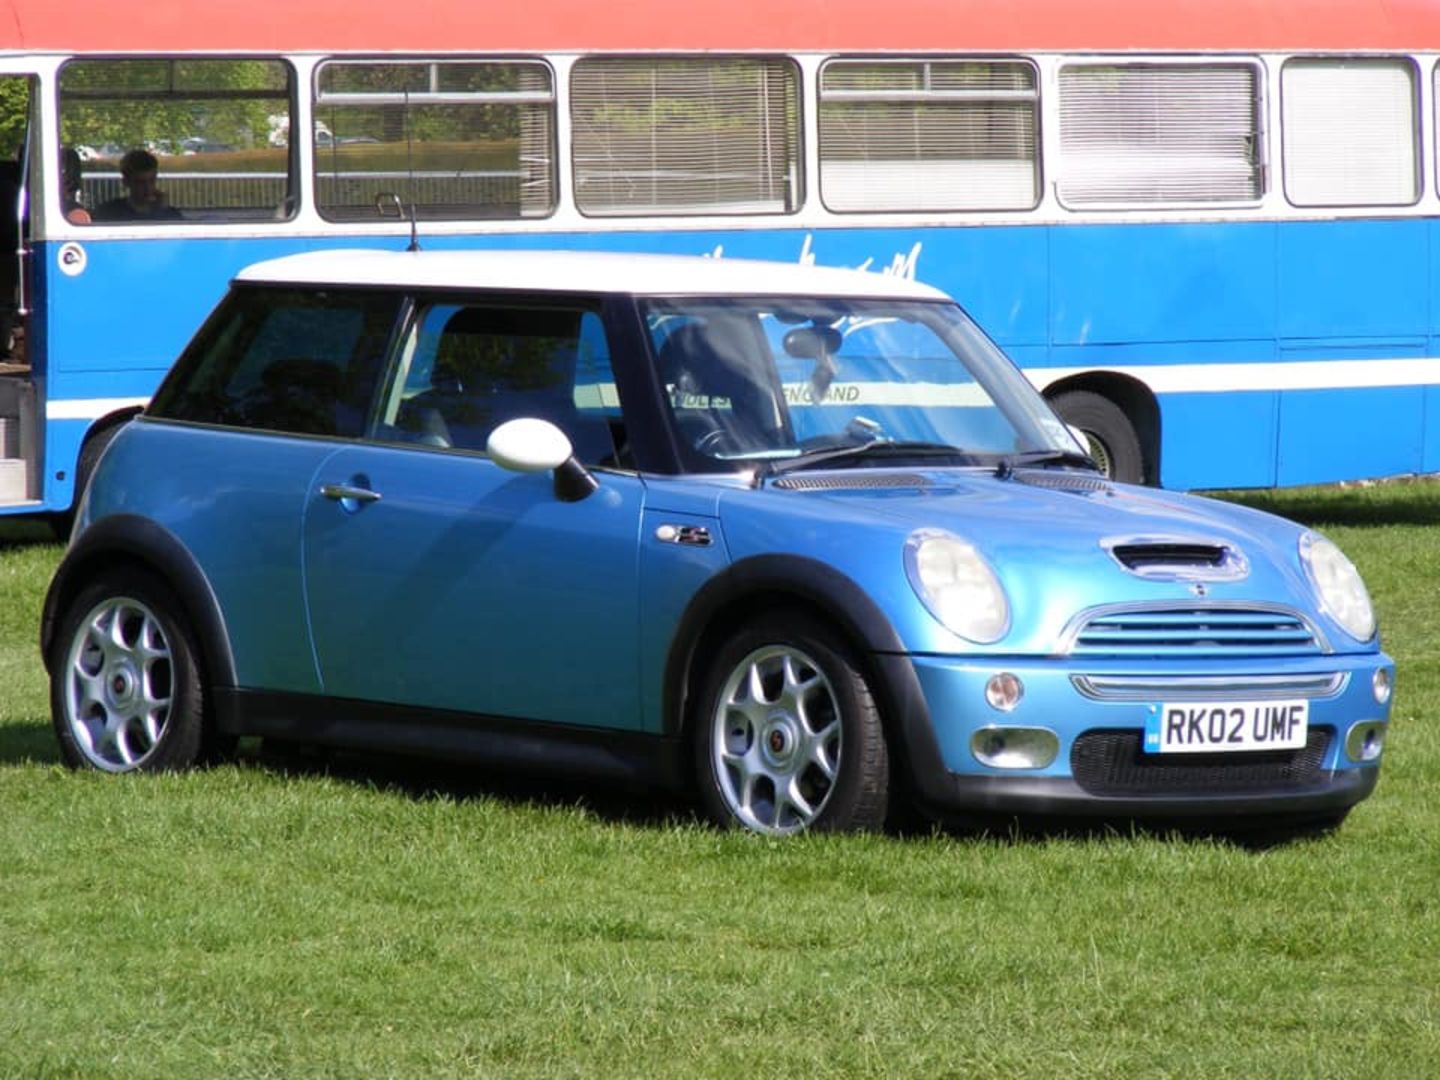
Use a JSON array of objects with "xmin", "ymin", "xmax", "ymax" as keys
[{"xmin": 300, "ymin": 295, "xmax": 648, "ymax": 730}]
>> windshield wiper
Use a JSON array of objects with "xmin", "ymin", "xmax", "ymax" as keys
[
  {"xmin": 757, "ymin": 441, "xmax": 972, "ymax": 484},
  {"xmin": 994, "ymin": 448, "xmax": 1100, "ymax": 478}
]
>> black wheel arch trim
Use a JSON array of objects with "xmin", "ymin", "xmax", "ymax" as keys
[
  {"xmin": 40, "ymin": 514, "xmax": 237, "ymax": 688},
  {"xmin": 662, "ymin": 553, "xmax": 952, "ymax": 804}
]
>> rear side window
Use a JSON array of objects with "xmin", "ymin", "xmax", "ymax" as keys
[{"xmin": 149, "ymin": 286, "xmax": 402, "ymax": 437}]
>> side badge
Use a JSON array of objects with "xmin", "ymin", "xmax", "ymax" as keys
[
  {"xmin": 655, "ymin": 524, "xmax": 713, "ymax": 547},
  {"xmin": 58, "ymin": 242, "xmax": 87, "ymax": 278}
]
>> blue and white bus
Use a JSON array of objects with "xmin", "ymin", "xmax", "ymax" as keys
[{"xmin": 3, "ymin": 0, "xmax": 1439, "ymax": 516}]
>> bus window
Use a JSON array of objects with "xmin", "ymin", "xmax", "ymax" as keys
[
  {"xmin": 1057, "ymin": 61, "xmax": 1264, "ymax": 207},
  {"xmin": 58, "ymin": 58, "xmax": 295, "ymax": 223},
  {"xmin": 818, "ymin": 58, "xmax": 1040, "ymax": 213},
  {"xmin": 313, "ymin": 59, "xmax": 556, "ymax": 222},
  {"xmin": 1281, "ymin": 57, "xmax": 1420, "ymax": 208},
  {"xmin": 570, "ymin": 56, "xmax": 801, "ymax": 217}
]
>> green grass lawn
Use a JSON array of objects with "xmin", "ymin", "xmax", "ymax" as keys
[{"xmin": 2, "ymin": 483, "xmax": 1438, "ymax": 1078}]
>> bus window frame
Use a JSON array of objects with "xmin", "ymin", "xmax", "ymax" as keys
[
  {"xmin": 1279, "ymin": 54, "xmax": 1424, "ymax": 211},
  {"xmin": 310, "ymin": 54, "xmax": 560, "ymax": 224},
  {"xmin": 1053, "ymin": 54, "xmax": 1270, "ymax": 213},
  {"xmin": 568, "ymin": 52, "xmax": 806, "ymax": 220},
  {"xmin": 815, "ymin": 54, "xmax": 1044, "ymax": 216},
  {"xmin": 55, "ymin": 54, "xmax": 301, "ymax": 228}
]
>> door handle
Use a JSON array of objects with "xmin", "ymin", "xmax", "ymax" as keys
[{"xmin": 320, "ymin": 483, "xmax": 382, "ymax": 504}]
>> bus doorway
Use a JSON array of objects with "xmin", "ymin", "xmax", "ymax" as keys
[{"xmin": 0, "ymin": 71, "xmax": 36, "ymax": 506}]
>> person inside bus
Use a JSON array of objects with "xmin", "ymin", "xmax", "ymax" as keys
[
  {"xmin": 92, "ymin": 149, "xmax": 182, "ymax": 222},
  {"xmin": 61, "ymin": 148, "xmax": 90, "ymax": 224}
]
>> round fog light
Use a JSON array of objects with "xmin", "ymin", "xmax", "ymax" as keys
[
  {"xmin": 985, "ymin": 672, "xmax": 1024, "ymax": 712},
  {"xmin": 1345, "ymin": 721, "xmax": 1386, "ymax": 763},
  {"xmin": 971, "ymin": 726, "xmax": 1059, "ymax": 769},
  {"xmin": 1372, "ymin": 668, "xmax": 1393, "ymax": 705}
]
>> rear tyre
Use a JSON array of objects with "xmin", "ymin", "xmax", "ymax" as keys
[
  {"xmin": 693, "ymin": 612, "xmax": 890, "ymax": 835},
  {"xmin": 50, "ymin": 568, "xmax": 207, "ymax": 773},
  {"xmin": 1049, "ymin": 390, "xmax": 1145, "ymax": 484}
]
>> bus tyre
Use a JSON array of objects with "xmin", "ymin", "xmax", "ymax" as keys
[
  {"xmin": 693, "ymin": 612, "xmax": 890, "ymax": 836},
  {"xmin": 1049, "ymin": 390, "xmax": 1145, "ymax": 484},
  {"xmin": 50, "ymin": 568, "xmax": 208, "ymax": 773}
]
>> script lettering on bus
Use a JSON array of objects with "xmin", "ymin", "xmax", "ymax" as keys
[{"xmin": 704, "ymin": 235, "xmax": 923, "ymax": 282}]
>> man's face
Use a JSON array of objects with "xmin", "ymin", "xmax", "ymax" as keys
[{"xmin": 125, "ymin": 169, "xmax": 160, "ymax": 205}]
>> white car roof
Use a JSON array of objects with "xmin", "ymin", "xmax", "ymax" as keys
[{"xmin": 233, "ymin": 248, "xmax": 951, "ymax": 301}]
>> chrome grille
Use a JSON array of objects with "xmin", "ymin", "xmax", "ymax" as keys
[
  {"xmin": 1065, "ymin": 604, "xmax": 1326, "ymax": 657},
  {"xmin": 1072, "ymin": 672, "xmax": 1346, "ymax": 701}
]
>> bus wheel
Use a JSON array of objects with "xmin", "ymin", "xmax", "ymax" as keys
[{"xmin": 1049, "ymin": 390, "xmax": 1145, "ymax": 484}]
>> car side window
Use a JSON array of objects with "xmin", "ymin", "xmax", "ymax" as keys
[
  {"xmin": 376, "ymin": 298, "xmax": 620, "ymax": 466},
  {"xmin": 149, "ymin": 286, "xmax": 402, "ymax": 437}
]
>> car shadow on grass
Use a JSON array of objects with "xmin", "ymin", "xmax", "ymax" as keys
[
  {"xmin": 0, "ymin": 720, "xmax": 62, "ymax": 764},
  {"xmin": 245, "ymin": 739, "xmax": 705, "ymax": 831},
  {"xmin": 241, "ymin": 740, "xmax": 1335, "ymax": 849}
]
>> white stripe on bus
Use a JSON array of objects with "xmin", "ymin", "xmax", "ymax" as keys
[
  {"xmin": 46, "ymin": 397, "xmax": 150, "ymax": 421},
  {"xmin": 43, "ymin": 356, "xmax": 1440, "ymax": 423},
  {"xmin": 1026, "ymin": 357, "xmax": 1440, "ymax": 395}
]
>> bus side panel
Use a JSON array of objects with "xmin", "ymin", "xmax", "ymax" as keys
[
  {"xmin": 1047, "ymin": 221, "xmax": 1277, "ymax": 346},
  {"xmin": 1426, "ymin": 386, "xmax": 1440, "ymax": 475},
  {"xmin": 1277, "ymin": 219, "xmax": 1429, "ymax": 340},
  {"xmin": 1276, "ymin": 384, "xmax": 1426, "ymax": 487},
  {"xmin": 1275, "ymin": 219, "xmax": 1431, "ymax": 485},
  {"xmin": 1159, "ymin": 390, "xmax": 1278, "ymax": 490},
  {"xmin": 1428, "ymin": 219, "xmax": 1440, "ymax": 475},
  {"xmin": 1047, "ymin": 339, "xmax": 1279, "ymax": 491},
  {"xmin": 1047, "ymin": 222, "xmax": 1279, "ymax": 490}
]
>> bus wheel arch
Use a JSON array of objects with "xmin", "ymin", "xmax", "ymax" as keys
[
  {"xmin": 1043, "ymin": 375, "xmax": 1160, "ymax": 486},
  {"xmin": 72, "ymin": 407, "xmax": 143, "ymax": 507}
]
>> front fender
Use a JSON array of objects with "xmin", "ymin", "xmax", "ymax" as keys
[{"xmin": 41, "ymin": 514, "xmax": 237, "ymax": 689}]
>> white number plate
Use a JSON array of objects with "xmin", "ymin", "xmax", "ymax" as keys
[{"xmin": 1145, "ymin": 700, "xmax": 1309, "ymax": 754}]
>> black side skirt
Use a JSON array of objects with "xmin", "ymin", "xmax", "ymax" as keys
[{"xmin": 215, "ymin": 688, "xmax": 689, "ymax": 791}]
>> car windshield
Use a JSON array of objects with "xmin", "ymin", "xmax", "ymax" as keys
[{"xmin": 642, "ymin": 296, "xmax": 1081, "ymax": 473}]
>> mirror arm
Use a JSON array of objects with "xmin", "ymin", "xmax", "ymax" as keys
[{"xmin": 553, "ymin": 457, "xmax": 599, "ymax": 502}]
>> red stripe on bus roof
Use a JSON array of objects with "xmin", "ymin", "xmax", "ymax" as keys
[{"xmin": 6, "ymin": 0, "xmax": 1440, "ymax": 53}]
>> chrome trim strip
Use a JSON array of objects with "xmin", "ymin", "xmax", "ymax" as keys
[{"xmin": 1071, "ymin": 672, "xmax": 1348, "ymax": 702}]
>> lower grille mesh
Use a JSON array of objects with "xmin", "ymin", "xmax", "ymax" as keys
[{"xmin": 1071, "ymin": 729, "xmax": 1331, "ymax": 795}]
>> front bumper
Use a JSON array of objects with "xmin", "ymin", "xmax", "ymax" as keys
[{"xmin": 888, "ymin": 651, "xmax": 1392, "ymax": 822}]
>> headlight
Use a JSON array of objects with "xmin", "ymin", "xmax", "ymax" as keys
[
  {"xmin": 1299, "ymin": 532, "xmax": 1375, "ymax": 642},
  {"xmin": 904, "ymin": 529, "xmax": 1010, "ymax": 643}
]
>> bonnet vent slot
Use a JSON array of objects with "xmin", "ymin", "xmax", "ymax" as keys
[
  {"xmin": 773, "ymin": 473, "xmax": 930, "ymax": 491},
  {"xmin": 1113, "ymin": 543, "xmax": 1228, "ymax": 570},
  {"xmin": 1105, "ymin": 539, "xmax": 1249, "ymax": 581}
]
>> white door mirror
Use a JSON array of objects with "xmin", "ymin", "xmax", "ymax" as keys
[{"xmin": 487, "ymin": 417, "xmax": 573, "ymax": 473}]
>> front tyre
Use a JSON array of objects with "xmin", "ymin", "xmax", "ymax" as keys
[
  {"xmin": 50, "ymin": 569, "xmax": 207, "ymax": 773},
  {"xmin": 694, "ymin": 613, "xmax": 890, "ymax": 835}
]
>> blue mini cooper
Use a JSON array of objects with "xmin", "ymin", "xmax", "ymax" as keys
[{"xmin": 42, "ymin": 250, "xmax": 1393, "ymax": 835}]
